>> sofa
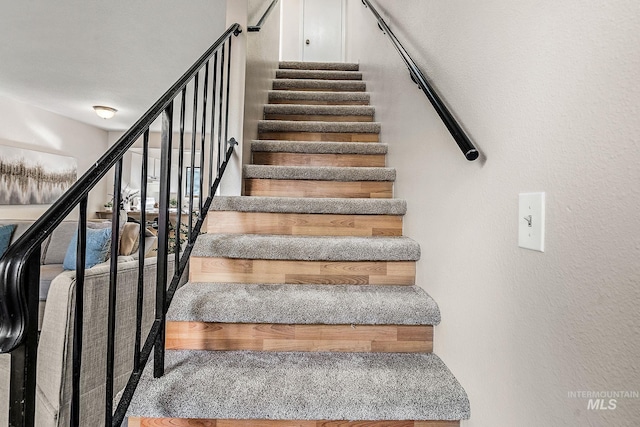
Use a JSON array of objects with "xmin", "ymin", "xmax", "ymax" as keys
[
  {"xmin": 0, "ymin": 219, "xmax": 184, "ymax": 426},
  {"xmin": 0, "ymin": 219, "xmax": 157, "ymax": 329}
]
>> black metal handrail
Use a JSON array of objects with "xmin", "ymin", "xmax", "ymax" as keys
[
  {"xmin": 248, "ymin": 0, "xmax": 280, "ymax": 32},
  {"xmin": 0, "ymin": 22, "xmax": 242, "ymax": 427},
  {"xmin": 361, "ymin": 0, "xmax": 479, "ymax": 161}
]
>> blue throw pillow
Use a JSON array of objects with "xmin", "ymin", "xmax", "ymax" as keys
[
  {"xmin": 0, "ymin": 224, "xmax": 17, "ymax": 259},
  {"xmin": 63, "ymin": 227, "xmax": 112, "ymax": 270}
]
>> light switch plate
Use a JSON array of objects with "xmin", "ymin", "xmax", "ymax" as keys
[{"xmin": 518, "ymin": 192, "xmax": 545, "ymax": 252}]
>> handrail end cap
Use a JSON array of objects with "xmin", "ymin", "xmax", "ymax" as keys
[{"xmin": 465, "ymin": 149, "xmax": 479, "ymax": 161}]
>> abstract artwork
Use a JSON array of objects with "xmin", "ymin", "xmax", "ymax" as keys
[{"xmin": 0, "ymin": 145, "xmax": 77, "ymax": 205}]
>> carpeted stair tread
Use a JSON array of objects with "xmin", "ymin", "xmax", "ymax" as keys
[
  {"xmin": 264, "ymin": 104, "xmax": 374, "ymax": 116},
  {"xmin": 279, "ymin": 61, "xmax": 360, "ymax": 71},
  {"xmin": 192, "ymin": 234, "xmax": 421, "ymax": 261},
  {"xmin": 168, "ymin": 283, "xmax": 440, "ymax": 325},
  {"xmin": 258, "ymin": 120, "xmax": 380, "ymax": 134},
  {"xmin": 210, "ymin": 196, "xmax": 406, "ymax": 215},
  {"xmin": 243, "ymin": 165, "xmax": 394, "ymax": 182},
  {"xmin": 127, "ymin": 350, "xmax": 470, "ymax": 420},
  {"xmin": 276, "ymin": 69, "xmax": 363, "ymax": 80},
  {"xmin": 251, "ymin": 140, "xmax": 387, "ymax": 154},
  {"xmin": 269, "ymin": 90, "xmax": 370, "ymax": 104},
  {"xmin": 273, "ymin": 79, "xmax": 366, "ymax": 91}
]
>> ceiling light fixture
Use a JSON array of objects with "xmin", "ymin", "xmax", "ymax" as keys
[{"xmin": 93, "ymin": 105, "xmax": 118, "ymax": 119}]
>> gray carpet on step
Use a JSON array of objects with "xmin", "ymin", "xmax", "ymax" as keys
[
  {"xmin": 127, "ymin": 350, "xmax": 470, "ymax": 420},
  {"xmin": 269, "ymin": 90, "xmax": 370, "ymax": 103},
  {"xmin": 276, "ymin": 69, "xmax": 363, "ymax": 80},
  {"xmin": 273, "ymin": 79, "xmax": 366, "ymax": 91},
  {"xmin": 191, "ymin": 234, "xmax": 421, "ymax": 261},
  {"xmin": 210, "ymin": 196, "xmax": 407, "ymax": 215},
  {"xmin": 168, "ymin": 283, "xmax": 441, "ymax": 325},
  {"xmin": 243, "ymin": 165, "xmax": 395, "ymax": 181},
  {"xmin": 251, "ymin": 140, "xmax": 387, "ymax": 154},
  {"xmin": 263, "ymin": 104, "xmax": 374, "ymax": 116},
  {"xmin": 279, "ymin": 61, "xmax": 359, "ymax": 71},
  {"xmin": 258, "ymin": 120, "xmax": 381, "ymax": 133}
]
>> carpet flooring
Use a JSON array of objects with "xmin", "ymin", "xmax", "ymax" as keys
[
  {"xmin": 191, "ymin": 234, "xmax": 421, "ymax": 261},
  {"xmin": 168, "ymin": 283, "xmax": 440, "ymax": 325},
  {"xmin": 127, "ymin": 351, "xmax": 470, "ymax": 421},
  {"xmin": 210, "ymin": 196, "xmax": 406, "ymax": 215},
  {"xmin": 251, "ymin": 140, "xmax": 387, "ymax": 154}
]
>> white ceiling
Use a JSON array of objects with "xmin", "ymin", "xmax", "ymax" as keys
[{"xmin": 0, "ymin": 0, "xmax": 229, "ymax": 131}]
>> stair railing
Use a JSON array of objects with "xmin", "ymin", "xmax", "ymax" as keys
[
  {"xmin": 0, "ymin": 23, "xmax": 242, "ymax": 427},
  {"xmin": 248, "ymin": 0, "xmax": 280, "ymax": 32},
  {"xmin": 361, "ymin": 0, "xmax": 479, "ymax": 161}
]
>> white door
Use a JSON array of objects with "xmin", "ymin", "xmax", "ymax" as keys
[{"xmin": 302, "ymin": 0, "xmax": 343, "ymax": 62}]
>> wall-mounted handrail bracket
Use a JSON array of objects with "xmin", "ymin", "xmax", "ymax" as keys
[{"xmin": 362, "ymin": 0, "xmax": 479, "ymax": 161}]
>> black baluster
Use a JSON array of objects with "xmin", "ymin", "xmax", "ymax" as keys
[
  {"xmin": 177, "ymin": 89, "xmax": 186, "ymax": 265},
  {"xmin": 71, "ymin": 196, "xmax": 88, "ymax": 427},
  {"xmin": 224, "ymin": 37, "xmax": 233, "ymax": 154},
  {"xmin": 217, "ymin": 44, "xmax": 226, "ymax": 175},
  {"xmin": 200, "ymin": 62, "xmax": 209, "ymax": 216},
  {"xmin": 154, "ymin": 103, "xmax": 173, "ymax": 378},
  {"xmin": 106, "ymin": 159, "xmax": 123, "ymax": 425},
  {"xmin": 134, "ymin": 130, "xmax": 150, "ymax": 373},
  {"xmin": 189, "ymin": 73, "xmax": 199, "ymax": 243},
  {"xmin": 209, "ymin": 51, "xmax": 218, "ymax": 198}
]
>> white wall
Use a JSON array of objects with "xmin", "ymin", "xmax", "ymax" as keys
[
  {"xmin": 280, "ymin": 0, "xmax": 303, "ymax": 61},
  {"xmin": 0, "ymin": 95, "xmax": 109, "ymax": 220},
  {"xmin": 243, "ymin": 0, "xmax": 282, "ymax": 190},
  {"xmin": 346, "ymin": 0, "xmax": 640, "ymax": 426}
]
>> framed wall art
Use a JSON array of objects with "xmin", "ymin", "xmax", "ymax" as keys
[{"xmin": 0, "ymin": 145, "xmax": 77, "ymax": 205}]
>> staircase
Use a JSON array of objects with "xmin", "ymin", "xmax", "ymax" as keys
[{"xmin": 127, "ymin": 61, "xmax": 470, "ymax": 426}]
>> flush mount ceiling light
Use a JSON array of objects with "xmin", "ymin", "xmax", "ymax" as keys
[{"xmin": 93, "ymin": 105, "xmax": 118, "ymax": 119}]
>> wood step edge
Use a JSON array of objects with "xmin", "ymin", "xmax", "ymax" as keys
[
  {"xmin": 129, "ymin": 418, "xmax": 460, "ymax": 427},
  {"xmin": 190, "ymin": 258, "xmax": 416, "ymax": 286},
  {"xmin": 207, "ymin": 211, "xmax": 402, "ymax": 237},
  {"xmin": 165, "ymin": 322, "xmax": 433, "ymax": 353}
]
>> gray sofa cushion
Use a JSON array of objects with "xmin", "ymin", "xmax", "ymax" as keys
[
  {"xmin": 43, "ymin": 222, "xmax": 77, "ymax": 265},
  {"xmin": 39, "ymin": 264, "xmax": 65, "ymax": 301}
]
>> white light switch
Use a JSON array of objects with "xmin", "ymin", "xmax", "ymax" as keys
[{"xmin": 518, "ymin": 192, "xmax": 545, "ymax": 252}]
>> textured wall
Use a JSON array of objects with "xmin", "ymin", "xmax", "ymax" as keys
[
  {"xmin": 0, "ymin": 96, "xmax": 109, "ymax": 220},
  {"xmin": 346, "ymin": 0, "xmax": 640, "ymax": 425}
]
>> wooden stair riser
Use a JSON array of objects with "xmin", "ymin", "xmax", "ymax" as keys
[
  {"xmin": 207, "ymin": 212, "xmax": 402, "ymax": 237},
  {"xmin": 252, "ymin": 152, "xmax": 386, "ymax": 167},
  {"xmin": 190, "ymin": 258, "xmax": 416, "ymax": 286},
  {"xmin": 259, "ymin": 132, "xmax": 379, "ymax": 142},
  {"xmin": 129, "ymin": 418, "xmax": 460, "ymax": 427},
  {"xmin": 264, "ymin": 113, "xmax": 374, "ymax": 122},
  {"xmin": 244, "ymin": 179, "xmax": 393, "ymax": 198},
  {"xmin": 166, "ymin": 322, "xmax": 433, "ymax": 353},
  {"xmin": 269, "ymin": 99, "xmax": 370, "ymax": 106}
]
